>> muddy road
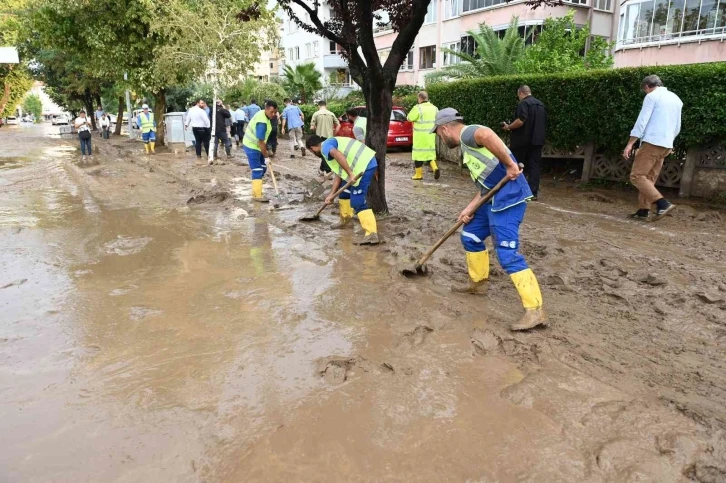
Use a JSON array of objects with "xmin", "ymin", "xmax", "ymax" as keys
[{"xmin": 1, "ymin": 124, "xmax": 725, "ymax": 482}]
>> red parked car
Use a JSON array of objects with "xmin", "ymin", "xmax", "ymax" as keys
[{"xmin": 337, "ymin": 106, "xmax": 413, "ymax": 149}]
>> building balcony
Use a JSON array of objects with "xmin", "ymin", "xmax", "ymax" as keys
[{"xmin": 323, "ymin": 53, "xmax": 348, "ymax": 69}]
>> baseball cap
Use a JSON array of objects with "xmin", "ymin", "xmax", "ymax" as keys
[
  {"xmin": 430, "ymin": 107, "xmax": 464, "ymax": 133},
  {"xmin": 142, "ymin": 104, "xmax": 149, "ymax": 109}
]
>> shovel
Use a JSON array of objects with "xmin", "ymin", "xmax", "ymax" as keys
[
  {"xmin": 399, "ymin": 166, "xmax": 521, "ymax": 278},
  {"xmin": 266, "ymin": 159, "xmax": 288, "ymax": 208},
  {"xmin": 299, "ymin": 173, "xmax": 363, "ymax": 222}
]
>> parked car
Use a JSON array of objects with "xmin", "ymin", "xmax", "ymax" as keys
[
  {"xmin": 337, "ymin": 106, "xmax": 413, "ymax": 149},
  {"xmin": 51, "ymin": 115, "xmax": 68, "ymax": 125},
  {"xmin": 107, "ymin": 114, "xmax": 117, "ymax": 124},
  {"xmin": 5, "ymin": 116, "xmax": 19, "ymax": 125}
]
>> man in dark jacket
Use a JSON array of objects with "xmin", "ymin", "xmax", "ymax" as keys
[
  {"xmin": 503, "ymin": 86, "xmax": 546, "ymax": 200},
  {"xmin": 213, "ymin": 100, "xmax": 232, "ymax": 159}
]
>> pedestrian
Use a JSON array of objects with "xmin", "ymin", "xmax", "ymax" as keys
[
  {"xmin": 185, "ymin": 99, "xmax": 211, "ymax": 159},
  {"xmin": 310, "ymin": 100, "xmax": 341, "ymax": 178},
  {"xmin": 407, "ymin": 91, "xmax": 440, "ymax": 180},
  {"xmin": 266, "ymin": 106, "xmax": 280, "ymax": 156},
  {"xmin": 246, "ymin": 98, "xmax": 261, "ymax": 120},
  {"xmin": 213, "ymin": 100, "xmax": 232, "ymax": 160},
  {"xmin": 242, "ymin": 100, "xmax": 279, "ymax": 202},
  {"xmin": 94, "ymin": 105, "xmax": 104, "ymax": 136},
  {"xmin": 135, "ymin": 104, "xmax": 157, "ymax": 154},
  {"xmin": 346, "ymin": 107, "xmax": 367, "ymax": 142},
  {"xmin": 75, "ymin": 110, "xmax": 93, "ymax": 163},
  {"xmin": 281, "ymin": 97, "xmax": 306, "ymax": 158},
  {"xmin": 306, "ymin": 134, "xmax": 380, "ymax": 244},
  {"xmin": 100, "ymin": 113, "xmax": 111, "ymax": 139},
  {"xmin": 431, "ymin": 108, "xmax": 545, "ymax": 331},
  {"xmin": 623, "ymin": 75, "xmax": 682, "ymax": 221},
  {"xmin": 502, "ymin": 85, "xmax": 546, "ymax": 200},
  {"xmin": 233, "ymin": 102, "xmax": 246, "ymax": 147}
]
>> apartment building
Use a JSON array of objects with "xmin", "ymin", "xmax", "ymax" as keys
[{"xmin": 280, "ymin": 2, "xmax": 357, "ymax": 98}]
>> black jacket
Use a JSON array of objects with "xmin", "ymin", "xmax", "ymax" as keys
[
  {"xmin": 214, "ymin": 108, "xmax": 231, "ymax": 134},
  {"xmin": 510, "ymin": 96, "xmax": 546, "ymax": 148}
]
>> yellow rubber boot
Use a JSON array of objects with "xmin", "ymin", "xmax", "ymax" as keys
[
  {"xmin": 451, "ymin": 251, "xmax": 489, "ymax": 294},
  {"xmin": 430, "ymin": 160, "xmax": 441, "ymax": 180},
  {"xmin": 149, "ymin": 141, "xmax": 156, "ymax": 154},
  {"xmin": 144, "ymin": 143, "xmax": 150, "ymax": 154},
  {"xmin": 354, "ymin": 209, "xmax": 379, "ymax": 245},
  {"xmin": 331, "ymin": 199, "xmax": 353, "ymax": 229},
  {"xmin": 509, "ymin": 268, "xmax": 547, "ymax": 331},
  {"xmin": 251, "ymin": 179, "xmax": 269, "ymax": 203},
  {"xmin": 411, "ymin": 167, "xmax": 423, "ymax": 180}
]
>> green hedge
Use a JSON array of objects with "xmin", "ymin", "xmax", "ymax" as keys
[
  {"xmin": 427, "ymin": 63, "xmax": 726, "ymax": 154},
  {"xmin": 299, "ymin": 101, "xmax": 355, "ymax": 134}
]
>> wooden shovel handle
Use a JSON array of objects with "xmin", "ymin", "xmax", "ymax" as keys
[
  {"xmin": 267, "ymin": 159, "xmax": 280, "ymax": 195},
  {"xmin": 415, "ymin": 172, "xmax": 516, "ymax": 268},
  {"xmin": 314, "ymin": 172, "xmax": 363, "ymax": 217}
]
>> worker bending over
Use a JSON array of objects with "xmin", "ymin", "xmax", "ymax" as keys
[
  {"xmin": 136, "ymin": 104, "xmax": 156, "ymax": 154},
  {"xmin": 407, "ymin": 91, "xmax": 440, "ymax": 180},
  {"xmin": 431, "ymin": 108, "xmax": 546, "ymax": 331},
  {"xmin": 305, "ymin": 135, "xmax": 380, "ymax": 245},
  {"xmin": 242, "ymin": 100, "xmax": 279, "ymax": 203}
]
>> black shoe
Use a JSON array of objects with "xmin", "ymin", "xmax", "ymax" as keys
[
  {"xmin": 301, "ymin": 147, "xmax": 306, "ymax": 157},
  {"xmin": 433, "ymin": 167, "xmax": 440, "ymax": 180},
  {"xmin": 651, "ymin": 202, "xmax": 675, "ymax": 221},
  {"xmin": 628, "ymin": 209, "xmax": 650, "ymax": 220},
  {"xmin": 290, "ymin": 154, "xmax": 295, "ymax": 158}
]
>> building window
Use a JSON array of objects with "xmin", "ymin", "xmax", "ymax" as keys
[
  {"xmin": 617, "ymin": 0, "xmax": 725, "ymax": 45},
  {"xmin": 378, "ymin": 48, "xmax": 391, "ymax": 63},
  {"xmin": 442, "ymin": 41, "xmax": 461, "ymax": 65},
  {"xmin": 305, "ymin": 43, "xmax": 312, "ymax": 58},
  {"xmin": 294, "ymin": 46, "xmax": 300, "ymax": 60},
  {"xmin": 313, "ymin": 41, "xmax": 320, "ymax": 57},
  {"xmin": 425, "ymin": 0, "xmax": 437, "ymax": 23},
  {"xmin": 374, "ymin": 10, "xmax": 393, "ymax": 33},
  {"xmin": 462, "ymin": 0, "xmax": 506, "ymax": 12},
  {"xmin": 460, "ymin": 34, "xmax": 478, "ymax": 56},
  {"xmin": 331, "ymin": 69, "xmax": 352, "ymax": 86},
  {"xmin": 564, "ymin": 0, "xmax": 587, "ymax": 4},
  {"xmin": 289, "ymin": 19, "xmax": 298, "ymax": 33},
  {"xmin": 329, "ymin": 41, "xmax": 343, "ymax": 54},
  {"xmin": 419, "ymin": 45, "xmax": 436, "ymax": 69},
  {"xmin": 595, "ymin": 0, "xmax": 612, "ymax": 10},
  {"xmin": 444, "ymin": 0, "xmax": 460, "ymax": 19},
  {"xmin": 288, "ymin": 48, "xmax": 293, "ymax": 60},
  {"xmin": 400, "ymin": 50, "xmax": 414, "ymax": 71}
]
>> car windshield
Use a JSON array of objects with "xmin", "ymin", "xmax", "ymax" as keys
[{"xmin": 344, "ymin": 109, "xmax": 407, "ymax": 122}]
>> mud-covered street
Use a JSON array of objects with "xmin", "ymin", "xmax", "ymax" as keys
[{"xmin": 1, "ymin": 124, "xmax": 725, "ymax": 482}]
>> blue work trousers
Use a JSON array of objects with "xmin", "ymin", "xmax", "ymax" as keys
[
  {"xmin": 244, "ymin": 147, "xmax": 267, "ymax": 180},
  {"xmin": 337, "ymin": 164, "xmax": 376, "ymax": 213}
]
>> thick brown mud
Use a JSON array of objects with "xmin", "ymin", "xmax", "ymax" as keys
[{"xmin": 1, "ymin": 124, "xmax": 725, "ymax": 482}]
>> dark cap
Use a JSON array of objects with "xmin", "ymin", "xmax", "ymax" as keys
[{"xmin": 430, "ymin": 107, "xmax": 464, "ymax": 133}]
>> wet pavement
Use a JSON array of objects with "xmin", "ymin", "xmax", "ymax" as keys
[{"xmin": 1, "ymin": 124, "xmax": 725, "ymax": 482}]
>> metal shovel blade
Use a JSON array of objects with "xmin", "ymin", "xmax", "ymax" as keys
[
  {"xmin": 298, "ymin": 213, "xmax": 320, "ymax": 222},
  {"xmin": 399, "ymin": 263, "xmax": 428, "ymax": 278}
]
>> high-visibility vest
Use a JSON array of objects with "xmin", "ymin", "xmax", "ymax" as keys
[
  {"xmin": 325, "ymin": 137, "xmax": 376, "ymax": 187},
  {"xmin": 409, "ymin": 102, "xmax": 438, "ymax": 161},
  {"xmin": 243, "ymin": 111, "xmax": 272, "ymax": 151},
  {"xmin": 460, "ymin": 124, "xmax": 510, "ymax": 190},
  {"xmin": 353, "ymin": 116, "xmax": 367, "ymax": 139},
  {"xmin": 139, "ymin": 113, "xmax": 156, "ymax": 133}
]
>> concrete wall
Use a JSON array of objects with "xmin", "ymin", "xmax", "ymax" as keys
[
  {"xmin": 691, "ymin": 169, "xmax": 726, "ymax": 198},
  {"xmin": 615, "ymin": 39, "xmax": 726, "ymax": 68}
]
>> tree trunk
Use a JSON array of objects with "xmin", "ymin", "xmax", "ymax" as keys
[
  {"xmin": 364, "ymin": 75, "xmax": 393, "ymax": 214},
  {"xmin": 153, "ymin": 89, "xmax": 166, "ymax": 146},
  {"xmin": 84, "ymin": 89, "xmax": 97, "ymax": 131},
  {"xmin": 114, "ymin": 95, "xmax": 124, "ymax": 135},
  {"xmin": 94, "ymin": 93, "xmax": 103, "ymax": 112}
]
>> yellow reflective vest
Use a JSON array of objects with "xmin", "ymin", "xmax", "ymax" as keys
[
  {"xmin": 243, "ymin": 111, "xmax": 272, "ymax": 152},
  {"xmin": 407, "ymin": 102, "xmax": 438, "ymax": 161},
  {"xmin": 325, "ymin": 137, "xmax": 376, "ymax": 187},
  {"xmin": 138, "ymin": 112, "xmax": 156, "ymax": 133}
]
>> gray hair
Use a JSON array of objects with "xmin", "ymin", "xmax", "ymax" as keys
[
  {"xmin": 418, "ymin": 91, "xmax": 429, "ymax": 101},
  {"xmin": 641, "ymin": 75, "xmax": 664, "ymax": 89},
  {"xmin": 518, "ymin": 85, "xmax": 531, "ymax": 95}
]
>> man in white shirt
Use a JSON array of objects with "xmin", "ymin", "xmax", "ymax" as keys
[
  {"xmin": 185, "ymin": 99, "xmax": 211, "ymax": 158},
  {"xmin": 233, "ymin": 103, "xmax": 247, "ymax": 147},
  {"xmin": 623, "ymin": 75, "xmax": 682, "ymax": 221}
]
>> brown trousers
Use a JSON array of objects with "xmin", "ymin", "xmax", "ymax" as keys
[{"xmin": 629, "ymin": 142, "xmax": 671, "ymax": 210}]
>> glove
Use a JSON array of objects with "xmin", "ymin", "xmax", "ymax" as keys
[{"xmin": 264, "ymin": 158, "xmax": 270, "ymax": 165}]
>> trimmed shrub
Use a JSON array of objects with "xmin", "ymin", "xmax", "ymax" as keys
[{"xmin": 427, "ymin": 63, "xmax": 726, "ymax": 154}]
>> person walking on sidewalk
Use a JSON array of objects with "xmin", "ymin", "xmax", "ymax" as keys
[
  {"xmin": 185, "ymin": 99, "xmax": 211, "ymax": 159},
  {"xmin": 242, "ymin": 100, "xmax": 279, "ymax": 202},
  {"xmin": 623, "ymin": 75, "xmax": 682, "ymax": 221},
  {"xmin": 75, "ymin": 110, "xmax": 93, "ymax": 163},
  {"xmin": 502, "ymin": 86, "xmax": 546, "ymax": 200},
  {"xmin": 135, "ymin": 104, "xmax": 157, "ymax": 154},
  {"xmin": 306, "ymin": 134, "xmax": 380, "ymax": 245},
  {"xmin": 281, "ymin": 98, "xmax": 306, "ymax": 158},
  {"xmin": 310, "ymin": 100, "xmax": 340, "ymax": 178},
  {"xmin": 94, "ymin": 106, "xmax": 105, "ymax": 136},
  {"xmin": 431, "ymin": 108, "xmax": 545, "ymax": 332},
  {"xmin": 245, "ymin": 99, "xmax": 261, "ymax": 122},
  {"xmin": 407, "ymin": 91, "xmax": 440, "ymax": 181}
]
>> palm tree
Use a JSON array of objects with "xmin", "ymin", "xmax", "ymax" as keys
[
  {"xmin": 425, "ymin": 17, "xmax": 526, "ymax": 84},
  {"xmin": 281, "ymin": 62, "xmax": 323, "ymax": 103}
]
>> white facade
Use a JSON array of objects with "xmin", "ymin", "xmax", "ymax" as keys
[
  {"xmin": 280, "ymin": 2, "xmax": 358, "ymax": 98},
  {"xmin": 28, "ymin": 82, "xmax": 67, "ymax": 120}
]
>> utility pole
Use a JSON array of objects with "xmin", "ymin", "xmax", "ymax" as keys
[
  {"xmin": 208, "ymin": 58, "xmax": 219, "ymax": 165},
  {"xmin": 124, "ymin": 72, "xmax": 133, "ymax": 139}
]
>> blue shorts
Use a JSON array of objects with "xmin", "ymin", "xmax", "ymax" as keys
[
  {"xmin": 461, "ymin": 201, "xmax": 529, "ymax": 274},
  {"xmin": 244, "ymin": 147, "xmax": 267, "ymax": 180},
  {"xmin": 142, "ymin": 131, "xmax": 156, "ymax": 143}
]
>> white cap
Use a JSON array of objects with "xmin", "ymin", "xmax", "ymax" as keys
[{"xmin": 142, "ymin": 104, "xmax": 149, "ymax": 109}]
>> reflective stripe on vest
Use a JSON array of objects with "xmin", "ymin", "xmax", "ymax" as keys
[
  {"xmin": 413, "ymin": 103, "xmax": 436, "ymax": 132},
  {"xmin": 243, "ymin": 111, "xmax": 272, "ymax": 151},
  {"xmin": 460, "ymin": 125, "xmax": 501, "ymax": 188},
  {"xmin": 326, "ymin": 137, "xmax": 375, "ymax": 187},
  {"xmin": 139, "ymin": 113, "xmax": 155, "ymax": 133}
]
